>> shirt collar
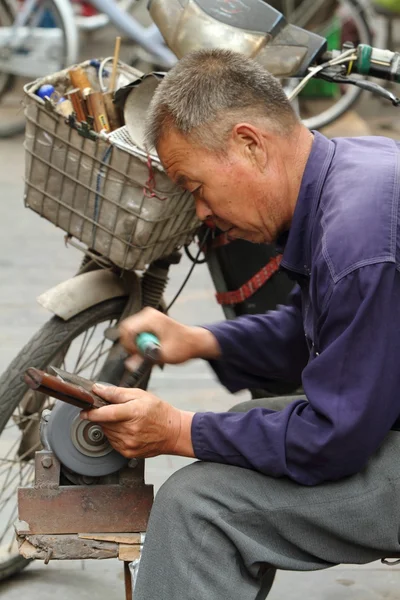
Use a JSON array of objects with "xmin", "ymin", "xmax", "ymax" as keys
[{"xmin": 280, "ymin": 131, "xmax": 335, "ymax": 277}]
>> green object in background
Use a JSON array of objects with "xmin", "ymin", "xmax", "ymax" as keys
[
  {"xmin": 300, "ymin": 17, "xmax": 341, "ymax": 98},
  {"xmin": 373, "ymin": 0, "xmax": 400, "ymax": 14}
]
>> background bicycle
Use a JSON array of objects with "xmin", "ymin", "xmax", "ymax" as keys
[{"xmin": 0, "ymin": 0, "xmax": 374, "ymax": 138}]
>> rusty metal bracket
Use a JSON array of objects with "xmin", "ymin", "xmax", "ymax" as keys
[{"xmin": 18, "ymin": 450, "xmax": 153, "ymax": 535}]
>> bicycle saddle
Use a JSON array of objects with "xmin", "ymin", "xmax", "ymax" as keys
[{"xmin": 148, "ymin": 0, "xmax": 326, "ymax": 77}]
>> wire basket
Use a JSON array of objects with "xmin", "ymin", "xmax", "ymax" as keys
[{"xmin": 23, "ymin": 61, "xmax": 200, "ymax": 271}]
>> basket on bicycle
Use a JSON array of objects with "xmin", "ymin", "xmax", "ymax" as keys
[{"xmin": 23, "ymin": 60, "xmax": 200, "ymax": 271}]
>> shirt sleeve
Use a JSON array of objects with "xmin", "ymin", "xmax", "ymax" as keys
[
  {"xmin": 192, "ymin": 262, "xmax": 400, "ymax": 485},
  {"xmin": 204, "ymin": 284, "xmax": 309, "ymax": 391}
]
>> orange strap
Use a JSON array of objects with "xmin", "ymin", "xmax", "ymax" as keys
[{"xmin": 215, "ymin": 255, "xmax": 283, "ymax": 306}]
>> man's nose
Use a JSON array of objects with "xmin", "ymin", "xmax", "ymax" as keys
[{"xmin": 195, "ymin": 198, "xmax": 211, "ymax": 222}]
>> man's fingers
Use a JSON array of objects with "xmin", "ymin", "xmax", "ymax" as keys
[
  {"xmin": 124, "ymin": 354, "xmax": 142, "ymax": 373},
  {"xmin": 92, "ymin": 383, "xmax": 140, "ymax": 404},
  {"xmin": 80, "ymin": 402, "xmax": 133, "ymax": 423},
  {"xmin": 118, "ymin": 320, "xmax": 138, "ymax": 355},
  {"xmin": 119, "ymin": 307, "xmax": 162, "ymax": 354}
]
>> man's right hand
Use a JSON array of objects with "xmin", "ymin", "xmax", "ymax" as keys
[{"xmin": 119, "ymin": 307, "xmax": 221, "ymax": 366}]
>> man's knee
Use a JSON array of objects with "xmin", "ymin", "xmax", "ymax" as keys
[
  {"xmin": 228, "ymin": 398, "xmax": 280, "ymax": 413},
  {"xmin": 153, "ymin": 461, "xmax": 228, "ymax": 518},
  {"xmin": 229, "ymin": 399, "xmax": 257, "ymax": 412},
  {"xmin": 229, "ymin": 396, "xmax": 305, "ymax": 413}
]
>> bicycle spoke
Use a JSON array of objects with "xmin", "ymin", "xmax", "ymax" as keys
[
  {"xmin": 74, "ymin": 325, "xmax": 98, "ymax": 373},
  {"xmin": 0, "ymin": 462, "xmax": 15, "ymax": 497},
  {"xmin": 5, "ymin": 413, "xmax": 39, "ymax": 430},
  {"xmin": 75, "ymin": 346, "xmax": 113, "ymax": 377},
  {"xmin": 0, "ymin": 434, "xmax": 21, "ymax": 465},
  {"xmin": 74, "ymin": 329, "xmax": 114, "ymax": 375},
  {"xmin": 73, "ymin": 327, "xmax": 93, "ymax": 372},
  {"xmin": 0, "ymin": 417, "xmax": 39, "ymax": 474},
  {"xmin": 0, "ymin": 472, "xmax": 33, "ymax": 523},
  {"xmin": 0, "ymin": 465, "xmax": 35, "ymax": 544},
  {"xmin": 0, "ymin": 462, "xmax": 34, "ymax": 512},
  {"xmin": 90, "ymin": 337, "xmax": 108, "ymax": 379}
]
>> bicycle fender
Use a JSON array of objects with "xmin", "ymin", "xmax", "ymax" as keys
[{"xmin": 37, "ymin": 270, "xmax": 128, "ymax": 321}]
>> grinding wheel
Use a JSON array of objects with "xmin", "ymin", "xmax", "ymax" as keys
[{"xmin": 46, "ymin": 401, "xmax": 128, "ymax": 476}]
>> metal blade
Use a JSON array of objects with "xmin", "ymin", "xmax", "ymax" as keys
[{"xmin": 50, "ymin": 366, "xmax": 95, "ymax": 393}]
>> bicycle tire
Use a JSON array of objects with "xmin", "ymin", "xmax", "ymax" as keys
[
  {"xmin": 0, "ymin": 0, "xmax": 14, "ymax": 100},
  {"xmin": 0, "ymin": 120, "xmax": 25, "ymax": 139},
  {"xmin": 291, "ymin": 0, "xmax": 373, "ymax": 130},
  {"xmin": 0, "ymin": 0, "xmax": 78, "ymax": 139},
  {"xmin": 0, "ymin": 297, "xmax": 127, "ymax": 581}
]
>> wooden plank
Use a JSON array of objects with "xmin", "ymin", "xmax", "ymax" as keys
[
  {"xmin": 18, "ymin": 533, "xmax": 118, "ymax": 560},
  {"xmin": 119, "ymin": 544, "xmax": 141, "ymax": 562},
  {"xmin": 79, "ymin": 532, "xmax": 141, "ymax": 545}
]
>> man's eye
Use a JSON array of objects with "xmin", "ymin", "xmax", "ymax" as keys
[{"xmin": 193, "ymin": 186, "xmax": 203, "ymax": 198}]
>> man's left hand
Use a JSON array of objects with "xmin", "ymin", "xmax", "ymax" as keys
[{"xmin": 80, "ymin": 384, "xmax": 195, "ymax": 459}]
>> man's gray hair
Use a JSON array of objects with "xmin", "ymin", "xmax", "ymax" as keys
[{"xmin": 144, "ymin": 48, "xmax": 299, "ymax": 151}]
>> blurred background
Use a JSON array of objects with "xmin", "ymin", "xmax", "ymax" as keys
[{"xmin": 1, "ymin": 1, "xmax": 400, "ymax": 598}]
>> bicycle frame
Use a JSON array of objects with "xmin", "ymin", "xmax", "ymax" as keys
[
  {"xmin": 74, "ymin": 0, "xmax": 137, "ymax": 30},
  {"xmin": 88, "ymin": 0, "xmax": 176, "ymax": 68},
  {"xmin": 73, "ymin": 0, "xmax": 177, "ymax": 71}
]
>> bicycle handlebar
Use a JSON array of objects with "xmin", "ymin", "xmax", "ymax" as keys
[
  {"xmin": 349, "ymin": 45, "xmax": 400, "ymax": 84},
  {"xmin": 308, "ymin": 43, "xmax": 400, "ymax": 107}
]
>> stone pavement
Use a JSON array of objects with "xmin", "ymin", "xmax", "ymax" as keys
[{"xmin": 1, "ymin": 75, "xmax": 400, "ymax": 600}]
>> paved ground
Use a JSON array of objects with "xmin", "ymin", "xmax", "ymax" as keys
[{"xmin": 1, "ymin": 15, "xmax": 400, "ymax": 598}]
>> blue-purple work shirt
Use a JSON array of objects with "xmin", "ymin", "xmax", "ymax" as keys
[{"xmin": 191, "ymin": 131, "xmax": 400, "ymax": 485}]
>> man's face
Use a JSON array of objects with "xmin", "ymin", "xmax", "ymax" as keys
[{"xmin": 157, "ymin": 126, "xmax": 290, "ymax": 244}]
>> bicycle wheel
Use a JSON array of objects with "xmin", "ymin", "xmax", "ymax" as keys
[
  {"xmin": 276, "ymin": 0, "xmax": 373, "ymax": 130},
  {"xmin": 0, "ymin": 0, "xmax": 78, "ymax": 139},
  {"xmin": 0, "ymin": 296, "xmax": 128, "ymax": 581}
]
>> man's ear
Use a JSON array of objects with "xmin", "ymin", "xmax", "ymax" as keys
[{"xmin": 231, "ymin": 123, "xmax": 268, "ymax": 171}]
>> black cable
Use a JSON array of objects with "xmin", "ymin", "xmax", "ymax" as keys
[
  {"xmin": 184, "ymin": 243, "xmax": 207, "ymax": 264},
  {"xmin": 166, "ymin": 228, "xmax": 211, "ymax": 311}
]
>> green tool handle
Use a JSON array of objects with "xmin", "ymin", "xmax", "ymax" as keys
[
  {"xmin": 125, "ymin": 332, "xmax": 161, "ymax": 388},
  {"xmin": 135, "ymin": 332, "xmax": 161, "ymax": 362},
  {"xmin": 354, "ymin": 44, "xmax": 400, "ymax": 84}
]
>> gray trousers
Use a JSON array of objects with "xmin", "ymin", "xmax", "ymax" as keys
[{"xmin": 134, "ymin": 397, "xmax": 400, "ymax": 599}]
